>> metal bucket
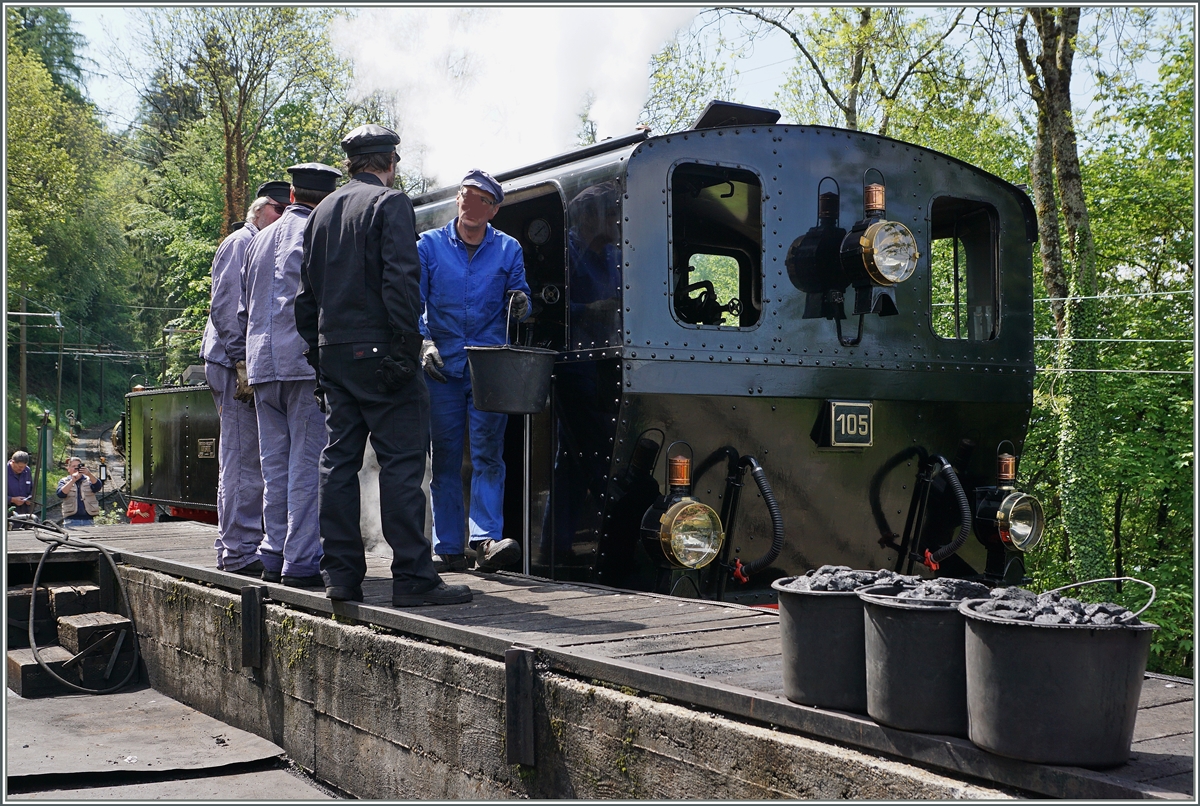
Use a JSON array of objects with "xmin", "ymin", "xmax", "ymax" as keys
[
  {"xmin": 466, "ymin": 345, "xmax": 556, "ymax": 414},
  {"xmin": 859, "ymin": 585, "xmax": 969, "ymax": 737},
  {"xmin": 959, "ymin": 578, "xmax": 1158, "ymax": 768},
  {"xmin": 772, "ymin": 577, "xmax": 868, "ymax": 713}
]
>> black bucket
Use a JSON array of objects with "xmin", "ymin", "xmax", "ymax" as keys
[
  {"xmin": 859, "ymin": 585, "xmax": 969, "ymax": 737},
  {"xmin": 772, "ymin": 577, "xmax": 868, "ymax": 713},
  {"xmin": 466, "ymin": 294, "xmax": 557, "ymax": 415},
  {"xmin": 959, "ymin": 578, "xmax": 1158, "ymax": 768},
  {"xmin": 466, "ymin": 345, "xmax": 556, "ymax": 414}
]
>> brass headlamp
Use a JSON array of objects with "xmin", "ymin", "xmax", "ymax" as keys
[{"xmin": 640, "ymin": 448, "xmax": 725, "ymax": 570}]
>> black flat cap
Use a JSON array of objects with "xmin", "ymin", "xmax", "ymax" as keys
[
  {"xmin": 341, "ymin": 123, "xmax": 400, "ymax": 157},
  {"xmin": 287, "ymin": 163, "xmax": 342, "ymax": 192},
  {"xmin": 256, "ymin": 180, "xmax": 291, "ymax": 206}
]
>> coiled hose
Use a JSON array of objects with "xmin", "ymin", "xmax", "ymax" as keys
[
  {"xmin": 13, "ymin": 514, "xmax": 141, "ymax": 694},
  {"xmin": 741, "ymin": 457, "xmax": 784, "ymax": 575},
  {"xmin": 927, "ymin": 456, "xmax": 972, "ymax": 566}
]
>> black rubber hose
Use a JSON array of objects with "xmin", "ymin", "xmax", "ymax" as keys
[
  {"xmin": 742, "ymin": 458, "xmax": 785, "ymax": 575},
  {"xmin": 20, "ymin": 516, "xmax": 141, "ymax": 695},
  {"xmin": 929, "ymin": 456, "xmax": 972, "ymax": 565}
]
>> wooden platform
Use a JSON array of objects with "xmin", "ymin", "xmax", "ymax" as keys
[{"xmin": 7, "ymin": 521, "xmax": 1193, "ymax": 799}]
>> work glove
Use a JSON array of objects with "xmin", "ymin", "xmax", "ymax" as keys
[
  {"xmin": 233, "ymin": 360, "xmax": 255, "ymax": 404},
  {"xmin": 421, "ymin": 339, "xmax": 447, "ymax": 383},
  {"xmin": 508, "ymin": 290, "xmax": 530, "ymax": 321},
  {"xmin": 377, "ymin": 331, "xmax": 421, "ymax": 392}
]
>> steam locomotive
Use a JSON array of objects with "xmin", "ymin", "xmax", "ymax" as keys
[{"xmin": 126, "ymin": 101, "xmax": 1044, "ymax": 603}]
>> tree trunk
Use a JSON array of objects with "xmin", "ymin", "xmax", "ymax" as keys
[
  {"xmin": 221, "ymin": 125, "xmax": 236, "ymax": 239},
  {"xmin": 1019, "ymin": 7, "xmax": 1109, "ymax": 583},
  {"xmin": 234, "ymin": 129, "xmax": 248, "ymax": 230}
]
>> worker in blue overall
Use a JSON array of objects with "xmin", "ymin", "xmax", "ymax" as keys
[
  {"xmin": 418, "ymin": 170, "xmax": 530, "ymax": 573},
  {"xmin": 236, "ymin": 163, "xmax": 341, "ymax": 587},
  {"xmin": 296, "ymin": 124, "xmax": 472, "ymax": 608},
  {"xmin": 200, "ymin": 182, "xmax": 288, "ymax": 575}
]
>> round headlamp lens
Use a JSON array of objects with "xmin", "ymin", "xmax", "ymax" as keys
[
  {"xmin": 661, "ymin": 501, "xmax": 724, "ymax": 569},
  {"xmin": 864, "ymin": 220, "xmax": 919, "ymax": 285},
  {"xmin": 998, "ymin": 491, "xmax": 1045, "ymax": 551}
]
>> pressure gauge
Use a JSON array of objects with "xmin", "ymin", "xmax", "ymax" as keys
[{"xmin": 527, "ymin": 218, "xmax": 551, "ymax": 245}]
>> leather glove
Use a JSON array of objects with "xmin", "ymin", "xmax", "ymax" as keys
[
  {"xmin": 377, "ymin": 331, "xmax": 421, "ymax": 392},
  {"xmin": 508, "ymin": 290, "xmax": 530, "ymax": 320},
  {"xmin": 233, "ymin": 360, "xmax": 255, "ymax": 404},
  {"xmin": 313, "ymin": 383, "xmax": 328, "ymax": 414},
  {"xmin": 420, "ymin": 339, "xmax": 447, "ymax": 383}
]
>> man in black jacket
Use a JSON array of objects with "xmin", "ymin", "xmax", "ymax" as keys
[{"xmin": 296, "ymin": 124, "xmax": 471, "ymax": 608}]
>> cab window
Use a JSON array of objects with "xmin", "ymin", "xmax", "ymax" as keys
[
  {"xmin": 670, "ymin": 163, "xmax": 762, "ymax": 328},
  {"xmin": 929, "ymin": 198, "xmax": 999, "ymax": 341}
]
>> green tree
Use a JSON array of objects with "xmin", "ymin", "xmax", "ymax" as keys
[
  {"xmin": 6, "ymin": 7, "xmax": 87, "ymax": 100},
  {"xmin": 639, "ymin": 29, "xmax": 741, "ymax": 134},
  {"xmin": 1014, "ymin": 8, "xmax": 1110, "ymax": 584},
  {"xmin": 720, "ymin": 7, "xmax": 966, "ymax": 134},
  {"xmin": 1025, "ymin": 21, "xmax": 1193, "ymax": 675},
  {"xmin": 6, "ymin": 20, "xmax": 142, "ymax": 430},
  {"xmin": 130, "ymin": 7, "xmax": 354, "ymax": 234}
]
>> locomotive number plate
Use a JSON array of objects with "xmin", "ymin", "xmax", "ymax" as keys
[
  {"xmin": 197, "ymin": 438, "xmax": 216, "ymax": 459},
  {"xmin": 828, "ymin": 401, "xmax": 872, "ymax": 447}
]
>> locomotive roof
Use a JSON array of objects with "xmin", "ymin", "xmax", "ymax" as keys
[{"xmin": 410, "ymin": 121, "xmax": 1035, "ymax": 240}]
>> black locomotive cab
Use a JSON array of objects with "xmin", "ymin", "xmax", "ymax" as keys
[{"xmin": 421, "ymin": 101, "xmax": 1044, "ymax": 602}]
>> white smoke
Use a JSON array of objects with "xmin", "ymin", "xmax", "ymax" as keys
[
  {"xmin": 330, "ymin": 7, "xmax": 700, "ymax": 184},
  {"xmin": 357, "ymin": 440, "xmax": 435, "ymax": 559}
]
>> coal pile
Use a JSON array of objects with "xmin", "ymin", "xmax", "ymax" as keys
[
  {"xmin": 896, "ymin": 578, "xmax": 992, "ymax": 602},
  {"xmin": 971, "ymin": 586, "xmax": 1142, "ymax": 626},
  {"xmin": 784, "ymin": 566, "xmax": 919, "ymax": 592}
]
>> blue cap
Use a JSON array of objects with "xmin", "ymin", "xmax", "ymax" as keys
[
  {"xmin": 287, "ymin": 163, "xmax": 342, "ymax": 192},
  {"xmin": 461, "ymin": 169, "xmax": 503, "ymax": 204}
]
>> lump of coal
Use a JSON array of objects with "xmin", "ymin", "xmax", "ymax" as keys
[
  {"xmin": 969, "ymin": 586, "xmax": 1141, "ymax": 625},
  {"xmin": 784, "ymin": 566, "xmax": 916, "ymax": 592},
  {"xmin": 896, "ymin": 578, "xmax": 992, "ymax": 602}
]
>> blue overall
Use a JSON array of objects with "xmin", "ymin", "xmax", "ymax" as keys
[
  {"xmin": 240, "ymin": 204, "xmax": 324, "ymax": 578},
  {"xmin": 199, "ymin": 222, "xmax": 264, "ymax": 572},
  {"xmin": 418, "ymin": 219, "xmax": 529, "ymax": 555}
]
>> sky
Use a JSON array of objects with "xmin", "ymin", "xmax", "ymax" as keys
[{"xmin": 64, "ymin": 6, "xmax": 795, "ymax": 183}]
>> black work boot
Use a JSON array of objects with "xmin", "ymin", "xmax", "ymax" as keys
[
  {"xmin": 432, "ymin": 553, "xmax": 472, "ymax": 572},
  {"xmin": 473, "ymin": 538, "xmax": 521, "ymax": 572},
  {"xmin": 326, "ymin": 585, "xmax": 363, "ymax": 602},
  {"xmin": 392, "ymin": 580, "xmax": 472, "ymax": 607}
]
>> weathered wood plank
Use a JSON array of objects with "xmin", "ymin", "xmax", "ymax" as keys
[
  {"xmin": 1144, "ymin": 771, "xmax": 1194, "ymax": 796},
  {"xmin": 1127, "ymin": 733, "xmax": 1195, "ymax": 783},
  {"xmin": 1132, "ymin": 700, "xmax": 1195, "ymax": 743},
  {"xmin": 569, "ymin": 622, "xmax": 781, "ymax": 657},
  {"xmin": 1139, "ymin": 675, "xmax": 1195, "ymax": 708}
]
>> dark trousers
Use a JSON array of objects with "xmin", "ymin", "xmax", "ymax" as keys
[{"xmin": 317, "ymin": 343, "xmax": 438, "ymax": 595}]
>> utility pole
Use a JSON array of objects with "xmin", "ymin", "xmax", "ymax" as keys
[
  {"xmin": 99, "ymin": 350, "xmax": 105, "ymax": 418},
  {"xmin": 77, "ymin": 321, "xmax": 83, "ymax": 429},
  {"xmin": 19, "ymin": 294, "xmax": 27, "ymax": 449},
  {"xmin": 56, "ymin": 324, "xmax": 63, "ymax": 437}
]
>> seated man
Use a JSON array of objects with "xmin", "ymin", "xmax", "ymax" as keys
[{"xmin": 56, "ymin": 457, "xmax": 103, "ymax": 527}]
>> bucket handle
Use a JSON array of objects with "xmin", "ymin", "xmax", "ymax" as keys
[
  {"xmin": 1044, "ymin": 577, "xmax": 1157, "ymax": 619},
  {"xmin": 504, "ymin": 293, "xmax": 518, "ymax": 347}
]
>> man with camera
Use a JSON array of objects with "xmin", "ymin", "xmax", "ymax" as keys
[{"xmin": 56, "ymin": 457, "xmax": 103, "ymax": 528}]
